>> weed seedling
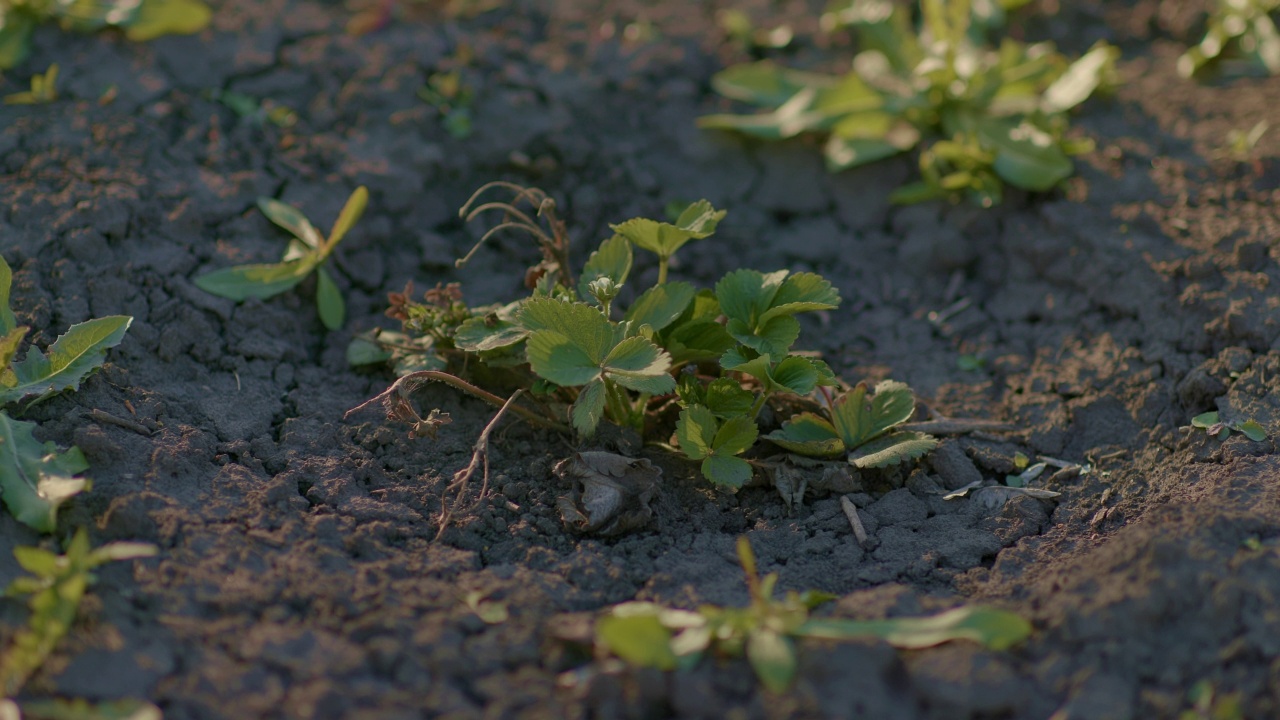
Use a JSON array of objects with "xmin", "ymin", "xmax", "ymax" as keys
[
  {"xmin": 1179, "ymin": 0, "xmax": 1280, "ymax": 78},
  {"xmin": 589, "ymin": 536, "xmax": 1030, "ymax": 692},
  {"xmin": 700, "ymin": 0, "xmax": 1117, "ymax": 206},
  {"xmin": 0, "ymin": 255, "xmax": 132, "ymax": 532},
  {"xmin": 1190, "ymin": 411, "xmax": 1268, "ymax": 441},
  {"xmin": 0, "ymin": 528, "xmax": 156, "ymax": 700},
  {"xmin": 196, "ymin": 186, "xmax": 368, "ymax": 331},
  {"xmin": 0, "ymin": 0, "xmax": 210, "ymax": 70},
  {"xmin": 2, "ymin": 63, "xmax": 57, "ymax": 105}
]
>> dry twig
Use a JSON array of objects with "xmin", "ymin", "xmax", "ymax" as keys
[{"xmin": 435, "ymin": 390, "xmax": 524, "ymax": 540}]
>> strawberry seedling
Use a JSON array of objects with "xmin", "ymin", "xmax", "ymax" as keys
[
  {"xmin": 0, "ymin": 0, "xmax": 211, "ymax": 70},
  {"xmin": 196, "ymin": 186, "xmax": 368, "ymax": 331},
  {"xmin": 351, "ymin": 183, "xmax": 938, "ymax": 497},
  {"xmin": 699, "ymin": 0, "xmax": 1117, "ymax": 206},
  {"xmin": 589, "ymin": 537, "xmax": 1030, "ymax": 692},
  {"xmin": 0, "ymin": 255, "xmax": 132, "ymax": 532}
]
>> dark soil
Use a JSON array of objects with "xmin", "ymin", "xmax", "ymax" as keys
[{"xmin": 2, "ymin": 0, "xmax": 1280, "ymax": 717}]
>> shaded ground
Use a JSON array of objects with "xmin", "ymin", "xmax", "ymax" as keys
[{"xmin": 2, "ymin": 0, "xmax": 1279, "ymax": 717}]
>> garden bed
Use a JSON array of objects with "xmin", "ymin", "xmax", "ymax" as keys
[{"xmin": 2, "ymin": 0, "xmax": 1280, "ymax": 717}]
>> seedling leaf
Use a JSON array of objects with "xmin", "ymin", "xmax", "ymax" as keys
[
  {"xmin": 597, "ymin": 605, "xmax": 679, "ymax": 670},
  {"xmin": 0, "ymin": 411, "xmax": 89, "ymax": 533},
  {"xmin": 1238, "ymin": 420, "xmax": 1267, "ymax": 442},
  {"xmin": 579, "ymin": 235, "xmax": 633, "ymax": 300},
  {"xmin": 1, "ymin": 316, "xmax": 132, "ymax": 406},
  {"xmin": 797, "ymin": 606, "xmax": 1032, "ymax": 651},
  {"xmin": 193, "ymin": 260, "xmax": 313, "ymax": 301},
  {"xmin": 327, "ymin": 186, "xmax": 370, "ymax": 249},
  {"xmin": 0, "ymin": 256, "xmax": 17, "ymax": 335},
  {"xmin": 625, "ymin": 282, "xmax": 696, "ymax": 334},
  {"xmin": 257, "ymin": 197, "xmax": 323, "ymax": 249},
  {"xmin": 1191, "ymin": 411, "xmax": 1219, "ymax": 428},
  {"xmin": 764, "ymin": 414, "xmax": 845, "ymax": 458},
  {"xmin": 315, "ymin": 266, "xmax": 345, "ymax": 331},
  {"xmin": 746, "ymin": 629, "xmax": 796, "ymax": 694},
  {"xmin": 848, "ymin": 430, "xmax": 938, "ymax": 469}
]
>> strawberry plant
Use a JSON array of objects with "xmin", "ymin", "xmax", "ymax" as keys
[
  {"xmin": 0, "ymin": 0, "xmax": 211, "ymax": 70},
  {"xmin": 352, "ymin": 183, "xmax": 938, "ymax": 493},
  {"xmin": 589, "ymin": 537, "xmax": 1030, "ymax": 692},
  {"xmin": 1179, "ymin": 0, "xmax": 1280, "ymax": 78},
  {"xmin": 0, "ymin": 256, "xmax": 132, "ymax": 533},
  {"xmin": 196, "ymin": 186, "xmax": 368, "ymax": 331},
  {"xmin": 699, "ymin": 0, "xmax": 1117, "ymax": 206}
]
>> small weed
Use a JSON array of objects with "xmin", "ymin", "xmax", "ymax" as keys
[
  {"xmin": 0, "ymin": 0, "xmax": 210, "ymax": 70},
  {"xmin": 208, "ymin": 89, "xmax": 298, "ymax": 129},
  {"xmin": 1179, "ymin": 0, "xmax": 1280, "ymax": 78},
  {"xmin": 1190, "ymin": 411, "xmax": 1267, "ymax": 441},
  {"xmin": 0, "ymin": 255, "xmax": 132, "ymax": 532},
  {"xmin": 587, "ymin": 536, "xmax": 1029, "ymax": 692},
  {"xmin": 195, "ymin": 186, "xmax": 368, "ymax": 331},
  {"xmin": 0, "ymin": 528, "xmax": 157, "ymax": 700},
  {"xmin": 700, "ymin": 0, "xmax": 1117, "ymax": 206},
  {"xmin": 1219, "ymin": 119, "xmax": 1269, "ymax": 160},
  {"xmin": 3, "ymin": 63, "xmax": 57, "ymax": 105}
]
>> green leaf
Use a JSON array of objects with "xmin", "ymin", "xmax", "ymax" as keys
[
  {"xmin": 326, "ymin": 186, "xmax": 369, "ymax": 249},
  {"xmin": 315, "ymin": 266, "xmax": 344, "ymax": 330},
  {"xmin": 1, "ymin": 316, "xmax": 132, "ymax": 406},
  {"xmin": 676, "ymin": 405, "xmax": 717, "ymax": 460},
  {"xmin": 123, "ymin": 0, "xmax": 211, "ymax": 40},
  {"xmin": 746, "ymin": 629, "xmax": 796, "ymax": 693},
  {"xmin": 674, "ymin": 200, "xmax": 727, "ymax": 235},
  {"xmin": 728, "ymin": 315, "xmax": 801, "ymax": 357},
  {"xmin": 717, "ymin": 269, "xmax": 788, "ymax": 327},
  {"xmin": 713, "ymin": 415, "xmax": 759, "ymax": 457},
  {"xmin": 701, "ymin": 454, "xmax": 754, "ymax": 488},
  {"xmin": 0, "ymin": 410, "xmax": 89, "ymax": 533},
  {"xmin": 0, "ymin": 326, "xmax": 27, "ymax": 375},
  {"xmin": 708, "ymin": 61, "xmax": 829, "ymax": 107},
  {"xmin": 625, "ymin": 282, "xmax": 696, "ymax": 334},
  {"xmin": 194, "ymin": 259, "xmax": 313, "ymax": 301},
  {"xmin": 572, "ymin": 379, "xmax": 607, "ymax": 436},
  {"xmin": 770, "ymin": 355, "xmax": 826, "ymax": 395},
  {"xmin": 797, "ymin": 606, "xmax": 1032, "ymax": 651},
  {"xmin": 257, "ymin": 197, "xmax": 323, "ymax": 249},
  {"xmin": 519, "ymin": 298, "xmax": 618, "ymax": 363},
  {"xmin": 664, "ymin": 319, "xmax": 737, "ymax": 365},
  {"xmin": 0, "ymin": 12, "xmax": 36, "ymax": 71},
  {"xmin": 13, "ymin": 546, "xmax": 59, "ymax": 576},
  {"xmin": 15, "ymin": 697, "xmax": 164, "ymax": 720},
  {"xmin": 524, "ymin": 331, "xmax": 601, "ymax": 387},
  {"xmin": 454, "ymin": 316, "xmax": 528, "ymax": 352},
  {"xmin": 825, "ymin": 135, "xmax": 908, "ymax": 172},
  {"xmin": 578, "ymin": 235, "xmax": 633, "ymax": 300},
  {"xmin": 848, "ymin": 430, "xmax": 938, "ymax": 469},
  {"xmin": 1041, "ymin": 42, "xmax": 1117, "ymax": 114},
  {"xmin": 760, "ymin": 272, "xmax": 841, "ymax": 323},
  {"xmin": 977, "ymin": 119, "xmax": 1073, "ymax": 192},
  {"xmin": 829, "ymin": 381, "xmax": 918, "ymax": 449},
  {"xmin": 597, "ymin": 605, "xmax": 678, "ymax": 670},
  {"xmin": 764, "ymin": 413, "xmax": 845, "ymax": 458},
  {"xmin": 601, "ymin": 336, "xmax": 675, "ymax": 394},
  {"xmin": 704, "ymin": 378, "xmax": 755, "ymax": 418},
  {"xmin": 1191, "ymin": 411, "xmax": 1219, "ymax": 428},
  {"xmin": 1238, "ymin": 420, "xmax": 1268, "ymax": 442},
  {"xmin": 0, "ymin": 254, "xmax": 17, "ymax": 334},
  {"xmin": 868, "ymin": 380, "xmax": 916, "ymax": 432},
  {"xmin": 89, "ymin": 542, "xmax": 159, "ymax": 564}
]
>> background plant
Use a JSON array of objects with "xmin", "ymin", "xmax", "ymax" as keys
[
  {"xmin": 1179, "ymin": 0, "xmax": 1280, "ymax": 78},
  {"xmin": 0, "ymin": 256, "xmax": 131, "ymax": 533},
  {"xmin": 699, "ymin": 0, "xmax": 1117, "ymax": 206},
  {"xmin": 592, "ymin": 537, "xmax": 1030, "ymax": 692},
  {"xmin": 196, "ymin": 186, "xmax": 368, "ymax": 331},
  {"xmin": 0, "ymin": 0, "xmax": 211, "ymax": 70},
  {"xmin": 354, "ymin": 184, "xmax": 940, "ymax": 491}
]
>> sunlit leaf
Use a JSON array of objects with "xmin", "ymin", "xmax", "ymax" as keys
[
  {"xmin": 194, "ymin": 260, "xmax": 314, "ymax": 301},
  {"xmin": 0, "ymin": 411, "xmax": 89, "ymax": 533},
  {"xmin": 797, "ymin": 606, "xmax": 1032, "ymax": 650},
  {"xmin": 1, "ymin": 316, "xmax": 132, "ymax": 406}
]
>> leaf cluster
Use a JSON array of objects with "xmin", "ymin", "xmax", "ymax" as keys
[
  {"xmin": 0, "ymin": 0, "xmax": 211, "ymax": 70},
  {"xmin": 699, "ymin": 0, "xmax": 1118, "ymax": 206},
  {"xmin": 0, "ymin": 256, "xmax": 132, "ymax": 533},
  {"xmin": 1179, "ymin": 0, "xmax": 1280, "ymax": 78},
  {"xmin": 1190, "ymin": 411, "xmax": 1267, "ymax": 442},
  {"xmin": 1, "ymin": 528, "xmax": 156, "ymax": 699},
  {"xmin": 359, "ymin": 186, "xmax": 874, "ymax": 490},
  {"xmin": 593, "ymin": 537, "xmax": 1031, "ymax": 692},
  {"xmin": 195, "ymin": 186, "xmax": 368, "ymax": 331}
]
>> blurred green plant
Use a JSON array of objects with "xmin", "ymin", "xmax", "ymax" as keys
[
  {"xmin": 0, "ymin": 529, "xmax": 157, "ymax": 704},
  {"xmin": 0, "ymin": 255, "xmax": 132, "ymax": 533},
  {"xmin": 1179, "ymin": 0, "xmax": 1280, "ymax": 78},
  {"xmin": 591, "ymin": 536, "xmax": 1031, "ymax": 692},
  {"xmin": 195, "ymin": 186, "xmax": 369, "ymax": 331},
  {"xmin": 2, "ymin": 62, "xmax": 56, "ymax": 104},
  {"xmin": 0, "ymin": 0, "xmax": 210, "ymax": 70},
  {"xmin": 700, "ymin": 0, "xmax": 1117, "ymax": 206},
  {"xmin": 1190, "ymin": 411, "xmax": 1267, "ymax": 441}
]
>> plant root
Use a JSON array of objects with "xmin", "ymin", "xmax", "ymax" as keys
[{"xmin": 436, "ymin": 390, "xmax": 525, "ymax": 541}]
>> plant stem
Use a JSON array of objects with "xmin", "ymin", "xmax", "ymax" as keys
[
  {"xmin": 748, "ymin": 392, "xmax": 769, "ymax": 421},
  {"xmin": 657, "ymin": 256, "xmax": 669, "ymax": 285},
  {"xmin": 602, "ymin": 379, "xmax": 633, "ymax": 428},
  {"xmin": 344, "ymin": 370, "xmax": 568, "ymax": 433}
]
